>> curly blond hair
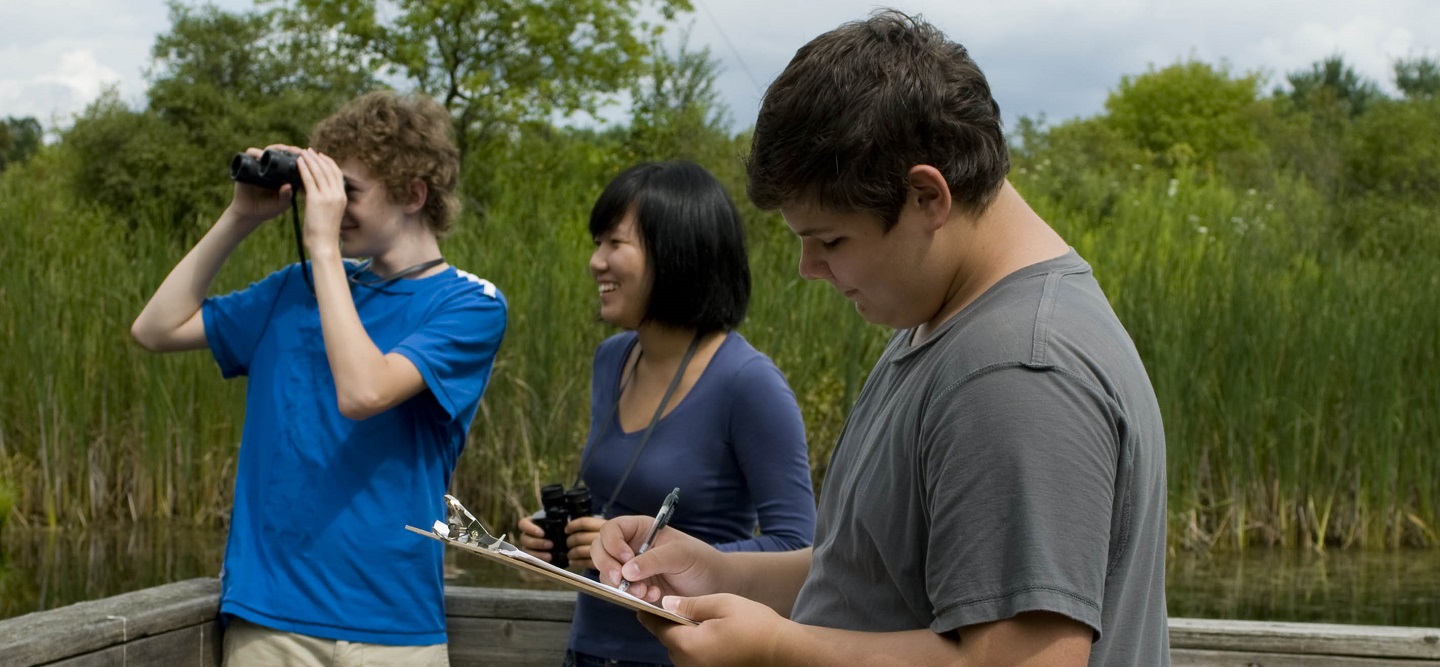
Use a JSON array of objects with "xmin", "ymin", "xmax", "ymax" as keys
[{"xmin": 311, "ymin": 90, "xmax": 461, "ymax": 237}]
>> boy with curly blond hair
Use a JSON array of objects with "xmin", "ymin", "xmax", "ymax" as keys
[{"xmin": 133, "ymin": 90, "xmax": 506, "ymax": 665}]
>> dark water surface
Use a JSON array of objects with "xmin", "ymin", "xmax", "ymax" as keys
[{"xmin": 2, "ymin": 524, "xmax": 1437, "ymax": 627}]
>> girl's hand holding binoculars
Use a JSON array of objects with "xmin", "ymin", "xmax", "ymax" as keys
[
  {"xmin": 515, "ymin": 513, "xmax": 605, "ymax": 571},
  {"xmin": 563, "ymin": 515, "xmax": 606, "ymax": 571},
  {"xmin": 516, "ymin": 515, "xmax": 551, "ymax": 561}
]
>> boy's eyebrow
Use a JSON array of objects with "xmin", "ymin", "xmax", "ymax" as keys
[
  {"xmin": 779, "ymin": 208, "xmax": 835, "ymax": 237},
  {"xmin": 790, "ymin": 225, "xmax": 836, "ymax": 238}
]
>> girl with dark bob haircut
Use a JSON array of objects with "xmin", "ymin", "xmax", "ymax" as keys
[
  {"xmin": 516, "ymin": 161, "xmax": 817, "ymax": 667},
  {"xmin": 589, "ymin": 160, "xmax": 751, "ymax": 332}
]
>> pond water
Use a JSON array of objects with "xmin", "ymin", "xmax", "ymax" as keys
[{"xmin": 2, "ymin": 524, "xmax": 1437, "ymax": 627}]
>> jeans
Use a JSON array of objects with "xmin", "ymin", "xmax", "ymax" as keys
[{"xmin": 561, "ymin": 649, "xmax": 671, "ymax": 667}]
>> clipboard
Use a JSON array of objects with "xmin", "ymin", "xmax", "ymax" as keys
[{"xmin": 405, "ymin": 496, "xmax": 696, "ymax": 626}]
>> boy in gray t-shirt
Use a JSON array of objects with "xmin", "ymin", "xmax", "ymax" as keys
[
  {"xmin": 591, "ymin": 9, "xmax": 1170, "ymax": 666},
  {"xmin": 791, "ymin": 250, "xmax": 1169, "ymax": 664}
]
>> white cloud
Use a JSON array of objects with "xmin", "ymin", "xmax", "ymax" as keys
[
  {"xmin": 0, "ymin": 45, "xmax": 130, "ymax": 127},
  {"xmin": 38, "ymin": 49, "xmax": 120, "ymax": 105},
  {"xmin": 690, "ymin": 0, "xmax": 1440, "ymax": 127},
  {"xmin": 1254, "ymin": 18, "xmax": 1424, "ymax": 93},
  {"xmin": 0, "ymin": 0, "xmax": 238, "ymax": 127},
  {"xmin": 2, "ymin": 0, "xmax": 1438, "ymax": 133}
]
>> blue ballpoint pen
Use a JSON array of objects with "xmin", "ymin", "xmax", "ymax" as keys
[{"xmin": 618, "ymin": 487, "xmax": 679, "ymax": 593}]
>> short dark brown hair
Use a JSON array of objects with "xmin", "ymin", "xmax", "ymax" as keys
[
  {"xmin": 746, "ymin": 9, "xmax": 1010, "ymax": 229},
  {"xmin": 311, "ymin": 90, "xmax": 461, "ymax": 237}
]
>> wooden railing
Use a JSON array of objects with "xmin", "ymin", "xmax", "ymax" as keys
[
  {"xmin": 2, "ymin": 579, "xmax": 1437, "ymax": 666},
  {"xmin": 0, "ymin": 579, "xmax": 222, "ymax": 667}
]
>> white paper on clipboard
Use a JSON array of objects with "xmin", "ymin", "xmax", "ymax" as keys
[{"xmin": 405, "ymin": 497, "xmax": 695, "ymax": 626}]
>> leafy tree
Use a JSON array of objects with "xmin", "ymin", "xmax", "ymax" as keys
[
  {"xmin": 1252, "ymin": 93, "xmax": 1346, "ymax": 198},
  {"xmin": 59, "ymin": 1, "xmax": 380, "ymax": 236},
  {"xmin": 1325, "ymin": 94, "xmax": 1440, "ymax": 258},
  {"xmin": 1102, "ymin": 60, "xmax": 1265, "ymax": 172},
  {"xmin": 1009, "ymin": 114, "xmax": 1152, "ymax": 224},
  {"xmin": 59, "ymin": 89, "xmax": 201, "ymax": 230},
  {"xmin": 1343, "ymin": 96, "xmax": 1440, "ymax": 202},
  {"xmin": 281, "ymin": 0, "xmax": 694, "ymax": 160},
  {"xmin": 149, "ymin": 1, "xmax": 378, "ymax": 140},
  {"xmin": 1394, "ymin": 56, "xmax": 1440, "ymax": 100},
  {"xmin": 0, "ymin": 116, "xmax": 43, "ymax": 173},
  {"xmin": 625, "ymin": 32, "xmax": 733, "ymax": 164},
  {"xmin": 1283, "ymin": 55, "xmax": 1382, "ymax": 117}
]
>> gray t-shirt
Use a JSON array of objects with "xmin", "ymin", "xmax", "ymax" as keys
[{"xmin": 791, "ymin": 250, "xmax": 1169, "ymax": 666}]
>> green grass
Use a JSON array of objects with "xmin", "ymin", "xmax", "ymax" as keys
[
  {"xmin": 1020, "ymin": 166, "xmax": 1440, "ymax": 550},
  {"xmin": 2, "ymin": 146, "xmax": 1436, "ymax": 551}
]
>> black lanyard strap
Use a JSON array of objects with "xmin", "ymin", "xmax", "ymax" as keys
[{"xmin": 578, "ymin": 331, "xmax": 704, "ymax": 517}]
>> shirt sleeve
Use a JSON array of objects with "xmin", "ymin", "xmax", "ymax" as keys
[
  {"xmin": 393, "ymin": 288, "xmax": 507, "ymax": 423},
  {"xmin": 201, "ymin": 265, "xmax": 297, "ymax": 378},
  {"xmin": 713, "ymin": 355, "xmax": 817, "ymax": 553},
  {"xmin": 922, "ymin": 364, "xmax": 1120, "ymax": 637}
]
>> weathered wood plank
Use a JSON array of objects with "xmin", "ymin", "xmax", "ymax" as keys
[
  {"xmin": 1170, "ymin": 617, "xmax": 1440, "ymax": 660},
  {"xmin": 1174, "ymin": 647, "xmax": 1438, "ymax": 666},
  {"xmin": 7, "ymin": 580, "xmax": 1440, "ymax": 667},
  {"xmin": 0, "ymin": 579, "xmax": 219, "ymax": 667},
  {"xmin": 443, "ymin": 586, "xmax": 575, "ymax": 623},
  {"xmin": 40, "ymin": 624, "xmax": 221, "ymax": 667},
  {"xmin": 445, "ymin": 617, "xmax": 570, "ymax": 667}
]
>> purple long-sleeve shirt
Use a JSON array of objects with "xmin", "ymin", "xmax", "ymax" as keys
[{"xmin": 568, "ymin": 330, "xmax": 816, "ymax": 663}]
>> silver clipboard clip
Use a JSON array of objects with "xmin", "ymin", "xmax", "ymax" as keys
[{"xmin": 436, "ymin": 494, "xmax": 508, "ymax": 552}]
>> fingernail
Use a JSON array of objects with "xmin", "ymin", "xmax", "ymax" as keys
[{"xmin": 662, "ymin": 596, "xmax": 679, "ymax": 612}]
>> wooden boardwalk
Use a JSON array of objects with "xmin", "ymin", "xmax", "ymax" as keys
[{"xmin": 1, "ymin": 578, "xmax": 1437, "ymax": 666}]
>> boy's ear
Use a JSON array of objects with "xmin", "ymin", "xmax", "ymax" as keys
[
  {"xmin": 905, "ymin": 165, "xmax": 952, "ymax": 231},
  {"xmin": 404, "ymin": 179, "xmax": 428, "ymax": 215}
]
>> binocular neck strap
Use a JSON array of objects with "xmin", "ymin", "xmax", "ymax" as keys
[
  {"xmin": 582, "ymin": 331, "xmax": 704, "ymax": 517},
  {"xmin": 291, "ymin": 197, "xmax": 315, "ymax": 296}
]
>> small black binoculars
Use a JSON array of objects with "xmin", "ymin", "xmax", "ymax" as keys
[
  {"xmin": 536, "ymin": 484, "xmax": 592, "ymax": 568},
  {"xmin": 230, "ymin": 149, "xmax": 302, "ymax": 191}
]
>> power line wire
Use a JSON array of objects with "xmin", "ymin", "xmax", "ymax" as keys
[{"xmin": 695, "ymin": 0, "xmax": 765, "ymax": 95}]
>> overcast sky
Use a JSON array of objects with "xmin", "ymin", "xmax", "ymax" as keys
[{"xmin": 3, "ymin": 0, "xmax": 1438, "ymax": 136}]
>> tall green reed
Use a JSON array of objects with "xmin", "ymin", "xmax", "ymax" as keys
[
  {"xmin": 1018, "ymin": 166, "xmax": 1439, "ymax": 550},
  {"xmin": 3, "ymin": 146, "xmax": 1436, "ymax": 550}
]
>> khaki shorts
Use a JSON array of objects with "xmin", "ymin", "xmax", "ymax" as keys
[{"xmin": 222, "ymin": 617, "xmax": 450, "ymax": 667}]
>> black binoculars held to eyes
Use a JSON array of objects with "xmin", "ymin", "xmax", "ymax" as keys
[
  {"xmin": 537, "ymin": 483, "xmax": 592, "ymax": 568},
  {"xmin": 230, "ymin": 149, "xmax": 303, "ymax": 191}
]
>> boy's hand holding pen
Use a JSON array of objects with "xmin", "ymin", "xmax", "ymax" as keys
[{"xmin": 618, "ymin": 487, "xmax": 679, "ymax": 593}]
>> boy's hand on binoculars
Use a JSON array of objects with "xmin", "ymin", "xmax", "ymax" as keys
[
  {"xmin": 297, "ymin": 148, "xmax": 347, "ymax": 253},
  {"xmin": 227, "ymin": 146, "xmax": 295, "ymax": 228}
]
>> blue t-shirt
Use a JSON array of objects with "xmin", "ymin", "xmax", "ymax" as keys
[
  {"xmin": 203, "ymin": 262, "xmax": 507, "ymax": 645},
  {"xmin": 569, "ymin": 331, "xmax": 816, "ymax": 664}
]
